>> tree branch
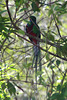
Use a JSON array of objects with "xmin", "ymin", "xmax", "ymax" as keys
[
  {"xmin": 14, "ymin": 32, "xmax": 67, "ymax": 61},
  {"xmin": 6, "ymin": 0, "xmax": 19, "ymax": 30},
  {"xmin": 61, "ymin": 69, "xmax": 67, "ymax": 85},
  {"xmin": 5, "ymin": 0, "xmax": 67, "ymax": 61}
]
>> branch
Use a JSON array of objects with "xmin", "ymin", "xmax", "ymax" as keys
[
  {"xmin": 0, "ymin": 78, "xmax": 50, "ymax": 87},
  {"xmin": 0, "ymin": 33, "xmax": 13, "ymax": 51},
  {"xmin": 61, "ymin": 69, "xmax": 67, "ymax": 85},
  {"xmin": 40, "ymin": 0, "xmax": 58, "ymax": 6},
  {"xmin": 5, "ymin": 0, "xmax": 61, "ymax": 48},
  {"xmin": 6, "ymin": 0, "xmax": 19, "ymax": 30},
  {"xmin": 13, "ymin": 82, "xmax": 25, "ymax": 92},
  {"xmin": 54, "ymin": 18, "xmax": 61, "ymax": 38},
  {"xmin": 14, "ymin": 32, "xmax": 67, "ymax": 61},
  {"xmin": 5, "ymin": 0, "xmax": 67, "ymax": 61}
]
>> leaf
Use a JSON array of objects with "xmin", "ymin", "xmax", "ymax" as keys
[
  {"xmin": 48, "ymin": 34, "xmax": 55, "ymax": 42},
  {"xmin": 48, "ymin": 5, "xmax": 54, "ymax": 16},
  {"xmin": 54, "ymin": 6, "xmax": 60, "ymax": 11},
  {"xmin": 46, "ymin": 53, "xmax": 50, "ymax": 61},
  {"xmin": 57, "ymin": 84, "xmax": 61, "ymax": 91},
  {"xmin": 41, "ymin": 81, "xmax": 46, "ymax": 87},
  {"xmin": 9, "ymin": 67, "xmax": 18, "ymax": 71},
  {"xmin": 24, "ymin": 19, "xmax": 30, "ymax": 23},
  {"xmin": 57, "ymin": 19, "xmax": 62, "ymax": 26},
  {"xmin": 9, "ymin": 64, "xmax": 15, "ymax": 67},
  {"xmin": 0, "ymin": 10, "xmax": 7, "ymax": 14},
  {"xmin": 32, "ymin": 97, "xmax": 36, "ymax": 100},
  {"xmin": 39, "ymin": 77, "xmax": 46, "ymax": 86},
  {"xmin": 3, "ymin": 32, "xmax": 8, "ymax": 39},
  {"xmin": 17, "ymin": 72, "xmax": 20, "ymax": 80},
  {"xmin": 4, "ymin": 97, "xmax": 10, "ymax": 100},
  {"xmin": 23, "ymin": 63, "xmax": 32, "ymax": 68},
  {"xmin": 56, "ymin": 60, "xmax": 60, "ymax": 66},
  {"xmin": 56, "ymin": 46, "xmax": 61, "ymax": 57},
  {"xmin": 18, "ymin": 30, "xmax": 25, "ymax": 35},
  {"xmin": 0, "ymin": 90, "xmax": 2, "ymax": 93},
  {"xmin": 31, "ymin": 2, "xmax": 40, "ymax": 12},
  {"xmin": 61, "ymin": 85, "xmax": 67, "ymax": 97},
  {"xmin": 50, "ymin": 93, "xmax": 60, "ymax": 100},
  {"xmin": 0, "ymin": 62, "xmax": 2, "ymax": 65},
  {"xmin": 37, "ymin": 71, "xmax": 43, "ymax": 76},
  {"xmin": 27, "ymin": 63, "xmax": 32, "ymax": 68},
  {"xmin": 64, "ymin": 82, "xmax": 67, "ymax": 87},
  {"xmin": 64, "ymin": 90, "xmax": 67, "ymax": 96},
  {"xmin": 61, "ymin": 43, "xmax": 67, "ymax": 57},
  {"xmin": 19, "ymin": 8, "xmax": 27, "ymax": 12},
  {"xmin": 47, "ymin": 59, "xmax": 55, "ymax": 67},
  {"xmin": 50, "ymin": 66, "xmax": 55, "ymax": 69},
  {"xmin": 1, "ymin": 83, "xmax": 6, "ymax": 90},
  {"xmin": 62, "ymin": 1, "xmax": 67, "ymax": 7},
  {"xmin": 15, "ymin": 0, "xmax": 20, "ymax": 7},
  {"xmin": 7, "ymin": 81, "xmax": 16, "ymax": 95}
]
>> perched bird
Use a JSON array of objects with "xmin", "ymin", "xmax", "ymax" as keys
[{"xmin": 26, "ymin": 16, "xmax": 41, "ymax": 84}]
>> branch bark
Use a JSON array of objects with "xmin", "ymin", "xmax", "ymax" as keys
[
  {"xmin": 14, "ymin": 32, "xmax": 67, "ymax": 61},
  {"xmin": 6, "ymin": 0, "xmax": 67, "ymax": 61}
]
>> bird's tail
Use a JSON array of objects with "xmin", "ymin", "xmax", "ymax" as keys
[
  {"xmin": 32, "ymin": 44, "xmax": 41, "ymax": 85},
  {"xmin": 33, "ymin": 45, "xmax": 39, "ymax": 56}
]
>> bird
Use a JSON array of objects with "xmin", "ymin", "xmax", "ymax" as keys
[{"xmin": 26, "ymin": 16, "xmax": 41, "ymax": 84}]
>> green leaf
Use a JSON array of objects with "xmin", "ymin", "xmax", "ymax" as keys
[
  {"xmin": 56, "ymin": 18, "xmax": 62, "ymax": 25},
  {"xmin": 57, "ymin": 84, "xmax": 61, "ymax": 91},
  {"xmin": 19, "ymin": 8, "xmax": 27, "ymax": 12},
  {"xmin": 61, "ymin": 43, "xmax": 67, "ymax": 56},
  {"xmin": 64, "ymin": 82, "xmax": 67, "ymax": 87},
  {"xmin": 54, "ymin": 6, "xmax": 60, "ymax": 11},
  {"xmin": 23, "ymin": 63, "xmax": 32, "ymax": 68},
  {"xmin": 47, "ymin": 59, "xmax": 55, "ymax": 67},
  {"xmin": 18, "ymin": 30, "xmax": 25, "ymax": 35},
  {"xmin": 7, "ymin": 81, "xmax": 16, "ymax": 95},
  {"xmin": 31, "ymin": 2, "xmax": 40, "ymax": 12},
  {"xmin": 0, "ymin": 90, "xmax": 2, "ymax": 93},
  {"xmin": 48, "ymin": 34, "xmax": 55, "ymax": 42},
  {"xmin": 9, "ymin": 67, "xmax": 18, "ymax": 71},
  {"xmin": 37, "ymin": 71, "xmax": 43, "ymax": 76},
  {"xmin": 39, "ymin": 77, "xmax": 46, "ymax": 86},
  {"xmin": 24, "ymin": 19, "xmax": 30, "ymax": 23},
  {"xmin": 56, "ymin": 47, "xmax": 61, "ymax": 57},
  {"xmin": 50, "ymin": 66, "xmax": 55, "ymax": 69},
  {"xmin": 32, "ymin": 97, "xmax": 36, "ymax": 100},
  {"xmin": 41, "ymin": 81, "xmax": 46, "ymax": 87},
  {"xmin": 3, "ymin": 32, "xmax": 8, "ymax": 39},
  {"xmin": 56, "ymin": 60, "xmax": 60, "ymax": 66},
  {"xmin": 17, "ymin": 72, "xmax": 20, "ymax": 80},
  {"xmin": 61, "ymin": 86, "xmax": 67, "ymax": 97},
  {"xmin": 62, "ymin": 1, "xmax": 67, "ymax": 8},
  {"xmin": 1, "ymin": 83, "xmax": 6, "ymax": 90},
  {"xmin": 4, "ymin": 97, "xmax": 10, "ymax": 100},
  {"xmin": 50, "ymin": 93, "xmax": 60, "ymax": 100},
  {"xmin": 48, "ymin": 5, "xmax": 54, "ymax": 16},
  {"xmin": 0, "ymin": 10, "xmax": 7, "ymax": 14},
  {"xmin": 46, "ymin": 53, "xmax": 50, "ymax": 61},
  {"xmin": 0, "ymin": 62, "xmax": 2, "ymax": 65},
  {"xmin": 0, "ymin": 96, "xmax": 1, "ymax": 100},
  {"xmin": 64, "ymin": 90, "xmax": 67, "ymax": 96}
]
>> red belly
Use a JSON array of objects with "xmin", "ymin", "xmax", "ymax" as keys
[
  {"xmin": 30, "ymin": 32, "xmax": 37, "ymax": 44},
  {"xmin": 26, "ymin": 25, "xmax": 37, "ymax": 44}
]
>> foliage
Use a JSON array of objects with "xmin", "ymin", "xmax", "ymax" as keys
[{"xmin": 0, "ymin": 0, "xmax": 67, "ymax": 99}]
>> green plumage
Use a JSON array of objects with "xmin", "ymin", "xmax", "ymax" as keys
[
  {"xmin": 26, "ymin": 16, "xmax": 41, "ymax": 85},
  {"xmin": 33, "ymin": 24, "xmax": 40, "ymax": 36}
]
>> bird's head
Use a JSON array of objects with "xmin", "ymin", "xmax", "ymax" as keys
[{"xmin": 30, "ymin": 16, "xmax": 36, "ymax": 24}]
